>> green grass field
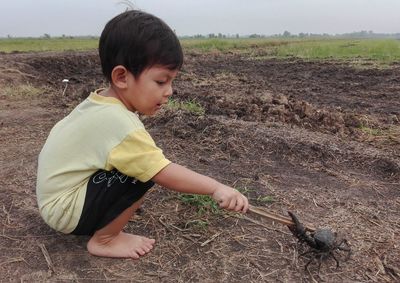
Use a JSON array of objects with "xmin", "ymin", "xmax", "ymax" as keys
[
  {"xmin": 1, "ymin": 37, "xmax": 399, "ymax": 64},
  {"xmin": 181, "ymin": 38, "xmax": 400, "ymax": 64},
  {"xmin": 274, "ymin": 38, "xmax": 400, "ymax": 63},
  {"xmin": 0, "ymin": 37, "xmax": 98, "ymax": 53}
]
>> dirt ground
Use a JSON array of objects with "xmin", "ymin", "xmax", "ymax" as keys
[{"xmin": 0, "ymin": 50, "xmax": 399, "ymax": 282}]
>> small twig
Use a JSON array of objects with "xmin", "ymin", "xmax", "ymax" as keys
[
  {"xmin": 38, "ymin": 243, "xmax": 55, "ymax": 274},
  {"xmin": 264, "ymin": 269, "xmax": 279, "ymax": 277},
  {"xmin": 103, "ymin": 266, "xmax": 133, "ymax": 280},
  {"xmin": 158, "ymin": 216, "xmax": 172, "ymax": 232},
  {"xmin": 2, "ymin": 68, "xmax": 38, "ymax": 78},
  {"xmin": 248, "ymin": 259, "xmax": 263, "ymax": 270},
  {"xmin": 292, "ymin": 246, "xmax": 298, "ymax": 267},
  {"xmin": 181, "ymin": 234, "xmax": 197, "ymax": 243},
  {"xmin": 371, "ymin": 186, "xmax": 385, "ymax": 198},
  {"xmin": 169, "ymin": 223, "xmax": 187, "ymax": 232},
  {"xmin": 277, "ymin": 239, "xmax": 285, "ymax": 253},
  {"xmin": 374, "ymin": 256, "xmax": 386, "ymax": 275},
  {"xmin": 158, "ymin": 215, "xmax": 186, "ymax": 232},
  {"xmin": 0, "ymin": 234, "xmax": 56, "ymax": 238},
  {"xmin": 382, "ymin": 255, "xmax": 400, "ymax": 278},
  {"xmin": 307, "ymin": 267, "xmax": 319, "ymax": 283},
  {"xmin": 0, "ymin": 247, "xmax": 36, "ymax": 253},
  {"xmin": 0, "ymin": 233, "xmax": 20, "ymax": 242},
  {"xmin": 0, "ymin": 257, "xmax": 26, "ymax": 267},
  {"xmin": 359, "ymin": 214, "xmax": 383, "ymax": 228},
  {"xmin": 2, "ymin": 198, "xmax": 14, "ymax": 225},
  {"xmin": 365, "ymin": 272, "xmax": 379, "ymax": 282},
  {"xmin": 158, "ymin": 216, "xmax": 196, "ymax": 242},
  {"xmin": 200, "ymin": 232, "xmax": 221, "ymax": 247}
]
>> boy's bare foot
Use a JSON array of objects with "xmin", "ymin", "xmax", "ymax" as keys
[{"xmin": 87, "ymin": 232, "xmax": 155, "ymax": 259}]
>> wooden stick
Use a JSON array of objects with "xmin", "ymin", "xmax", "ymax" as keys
[
  {"xmin": 248, "ymin": 205, "xmax": 316, "ymax": 232},
  {"xmin": 38, "ymin": 243, "xmax": 55, "ymax": 274},
  {"xmin": 200, "ymin": 232, "xmax": 221, "ymax": 247}
]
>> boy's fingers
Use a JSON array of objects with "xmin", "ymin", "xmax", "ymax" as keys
[
  {"xmin": 241, "ymin": 198, "xmax": 249, "ymax": 212},
  {"xmin": 218, "ymin": 199, "xmax": 229, "ymax": 208},
  {"xmin": 227, "ymin": 198, "xmax": 237, "ymax": 210},
  {"xmin": 216, "ymin": 189, "xmax": 249, "ymax": 212},
  {"xmin": 236, "ymin": 195, "xmax": 248, "ymax": 213},
  {"xmin": 234, "ymin": 197, "xmax": 244, "ymax": 211},
  {"xmin": 242, "ymin": 198, "xmax": 249, "ymax": 213}
]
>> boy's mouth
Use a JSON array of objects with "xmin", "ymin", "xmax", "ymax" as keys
[{"xmin": 157, "ymin": 100, "xmax": 168, "ymax": 107}]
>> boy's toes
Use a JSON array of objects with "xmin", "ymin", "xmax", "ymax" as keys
[
  {"xmin": 147, "ymin": 238, "xmax": 156, "ymax": 245},
  {"xmin": 137, "ymin": 248, "xmax": 147, "ymax": 256},
  {"xmin": 129, "ymin": 251, "xmax": 140, "ymax": 259}
]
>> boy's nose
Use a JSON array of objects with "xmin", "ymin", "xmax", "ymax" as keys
[{"xmin": 165, "ymin": 85, "xmax": 174, "ymax": 97}]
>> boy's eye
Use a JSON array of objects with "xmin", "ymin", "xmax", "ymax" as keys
[{"xmin": 156, "ymin": 80, "xmax": 166, "ymax": 85}]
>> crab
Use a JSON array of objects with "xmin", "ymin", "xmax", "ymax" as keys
[{"xmin": 287, "ymin": 211, "xmax": 351, "ymax": 271}]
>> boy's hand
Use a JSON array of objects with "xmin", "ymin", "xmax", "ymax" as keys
[
  {"xmin": 152, "ymin": 163, "xmax": 248, "ymax": 212},
  {"xmin": 211, "ymin": 184, "xmax": 248, "ymax": 213}
]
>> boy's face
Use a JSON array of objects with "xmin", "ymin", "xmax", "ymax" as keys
[{"xmin": 124, "ymin": 66, "xmax": 178, "ymax": 115}]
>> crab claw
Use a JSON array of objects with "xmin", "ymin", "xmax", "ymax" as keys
[{"xmin": 287, "ymin": 211, "xmax": 306, "ymax": 236}]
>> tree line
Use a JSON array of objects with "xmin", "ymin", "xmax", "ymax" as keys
[{"xmin": 181, "ymin": 30, "xmax": 400, "ymax": 39}]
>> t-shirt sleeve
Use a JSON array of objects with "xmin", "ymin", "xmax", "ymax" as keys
[{"xmin": 106, "ymin": 129, "xmax": 171, "ymax": 182}]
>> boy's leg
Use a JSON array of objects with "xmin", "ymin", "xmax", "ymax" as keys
[{"xmin": 87, "ymin": 196, "xmax": 155, "ymax": 259}]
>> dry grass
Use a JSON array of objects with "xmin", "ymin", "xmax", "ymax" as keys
[
  {"xmin": 1, "ymin": 51, "xmax": 399, "ymax": 282},
  {"xmin": 1, "ymin": 83, "xmax": 44, "ymax": 96}
]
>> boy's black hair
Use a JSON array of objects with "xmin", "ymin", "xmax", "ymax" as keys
[{"xmin": 99, "ymin": 10, "xmax": 183, "ymax": 81}]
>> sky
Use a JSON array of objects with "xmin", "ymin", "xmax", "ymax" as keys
[{"xmin": 1, "ymin": 0, "xmax": 400, "ymax": 37}]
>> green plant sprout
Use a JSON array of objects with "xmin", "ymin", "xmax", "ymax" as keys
[{"xmin": 167, "ymin": 99, "xmax": 205, "ymax": 115}]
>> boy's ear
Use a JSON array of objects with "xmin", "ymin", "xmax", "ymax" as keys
[{"xmin": 111, "ymin": 65, "xmax": 129, "ymax": 89}]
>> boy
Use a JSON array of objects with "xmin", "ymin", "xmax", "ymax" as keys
[{"xmin": 36, "ymin": 10, "xmax": 248, "ymax": 259}]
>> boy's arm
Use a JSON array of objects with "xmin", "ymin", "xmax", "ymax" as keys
[{"xmin": 152, "ymin": 163, "xmax": 248, "ymax": 213}]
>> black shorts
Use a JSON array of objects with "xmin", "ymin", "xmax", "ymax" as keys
[{"xmin": 71, "ymin": 169, "xmax": 154, "ymax": 236}]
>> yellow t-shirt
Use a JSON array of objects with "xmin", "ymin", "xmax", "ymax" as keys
[{"xmin": 36, "ymin": 91, "xmax": 170, "ymax": 233}]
